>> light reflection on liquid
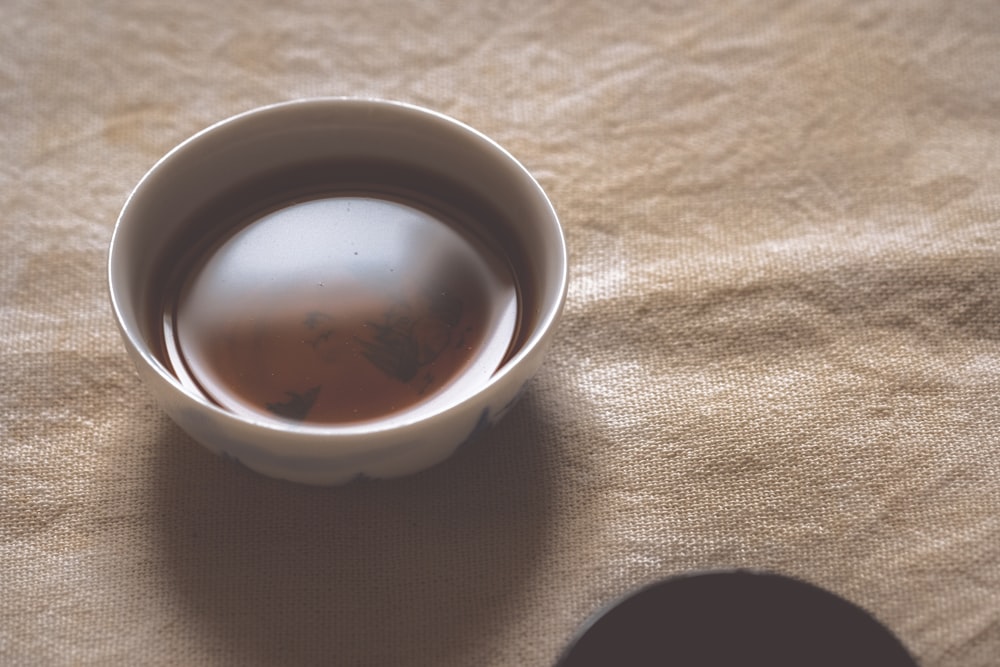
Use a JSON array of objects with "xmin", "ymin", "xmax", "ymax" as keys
[{"xmin": 166, "ymin": 196, "xmax": 518, "ymax": 424}]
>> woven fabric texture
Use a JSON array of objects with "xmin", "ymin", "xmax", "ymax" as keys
[{"xmin": 3, "ymin": 1, "xmax": 1000, "ymax": 664}]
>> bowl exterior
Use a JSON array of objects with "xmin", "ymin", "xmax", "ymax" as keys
[
  {"xmin": 116, "ymin": 312, "xmax": 552, "ymax": 485},
  {"xmin": 109, "ymin": 98, "xmax": 566, "ymax": 485}
]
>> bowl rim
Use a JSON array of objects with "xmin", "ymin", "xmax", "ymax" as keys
[{"xmin": 108, "ymin": 97, "xmax": 568, "ymax": 437}]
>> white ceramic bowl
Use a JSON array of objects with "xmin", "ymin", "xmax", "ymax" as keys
[{"xmin": 108, "ymin": 98, "xmax": 566, "ymax": 485}]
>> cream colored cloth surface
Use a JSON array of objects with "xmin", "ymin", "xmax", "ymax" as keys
[{"xmin": 3, "ymin": 1, "xmax": 1000, "ymax": 665}]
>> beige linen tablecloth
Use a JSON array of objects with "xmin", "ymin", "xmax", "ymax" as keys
[{"xmin": 4, "ymin": 1, "xmax": 1000, "ymax": 664}]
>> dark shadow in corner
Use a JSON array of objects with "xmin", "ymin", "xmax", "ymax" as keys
[{"xmin": 153, "ymin": 385, "xmax": 560, "ymax": 665}]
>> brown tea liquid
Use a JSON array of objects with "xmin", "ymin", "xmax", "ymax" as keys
[{"xmin": 161, "ymin": 192, "xmax": 519, "ymax": 425}]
